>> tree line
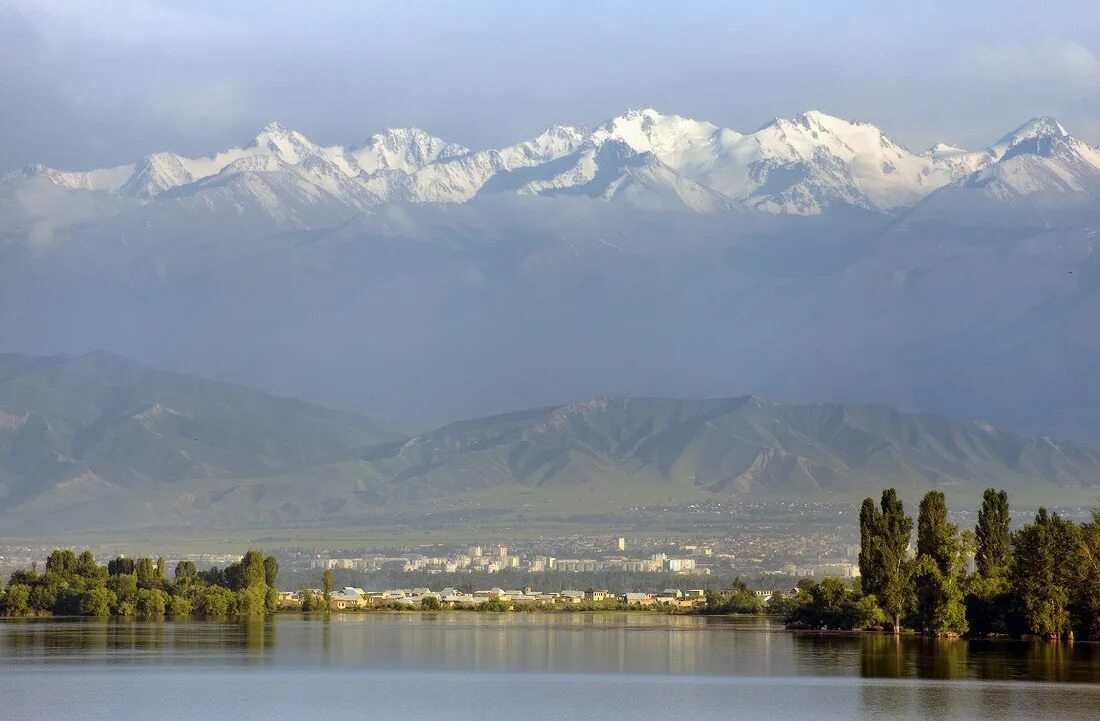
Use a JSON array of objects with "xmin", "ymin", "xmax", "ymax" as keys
[
  {"xmin": 780, "ymin": 489, "xmax": 1100, "ymax": 639},
  {"xmin": 0, "ymin": 548, "xmax": 280, "ymax": 617}
]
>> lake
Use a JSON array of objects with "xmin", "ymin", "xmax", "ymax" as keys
[{"xmin": 2, "ymin": 614, "xmax": 1099, "ymax": 719}]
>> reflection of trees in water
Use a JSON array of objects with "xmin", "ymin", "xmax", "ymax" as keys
[
  {"xmin": 859, "ymin": 634, "xmax": 907, "ymax": 678},
  {"xmin": 1025, "ymin": 640, "xmax": 1072, "ymax": 683},
  {"xmin": 0, "ymin": 620, "xmax": 110, "ymax": 655},
  {"xmin": 790, "ymin": 633, "xmax": 861, "ymax": 678},
  {"xmin": 853, "ymin": 634, "xmax": 969, "ymax": 680},
  {"xmin": 240, "ymin": 617, "xmax": 276, "ymax": 662},
  {"xmin": 916, "ymin": 637, "xmax": 969, "ymax": 680}
]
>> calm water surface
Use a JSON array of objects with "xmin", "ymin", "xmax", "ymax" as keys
[{"xmin": 2, "ymin": 614, "xmax": 1098, "ymax": 720}]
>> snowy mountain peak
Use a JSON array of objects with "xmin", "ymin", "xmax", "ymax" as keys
[
  {"xmin": 792, "ymin": 109, "xmax": 862, "ymax": 129},
  {"xmin": 258, "ymin": 120, "xmax": 291, "ymax": 135},
  {"xmin": 120, "ymin": 152, "xmax": 194, "ymax": 199},
  {"xmin": 924, "ymin": 142, "xmax": 968, "ymax": 157},
  {"xmin": 351, "ymin": 127, "xmax": 469, "ymax": 175},
  {"xmin": 250, "ymin": 122, "xmax": 320, "ymax": 165},
  {"xmin": 991, "ymin": 117, "xmax": 1069, "ymax": 157},
  {"xmin": 592, "ymin": 108, "xmax": 721, "ymax": 157}
]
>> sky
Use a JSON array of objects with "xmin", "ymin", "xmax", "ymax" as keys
[{"xmin": 2, "ymin": 0, "xmax": 1100, "ymax": 171}]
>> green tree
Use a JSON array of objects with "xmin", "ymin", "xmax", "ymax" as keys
[
  {"xmin": 107, "ymin": 573, "xmax": 138, "ymax": 606},
  {"xmin": 135, "ymin": 558, "xmax": 157, "ymax": 589},
  {"xmin": 1012, "ymin": 508, "xmax": 1074, "ymax": 639},
  {"xmin": 704, "ymin": 578, "xmax": 764, "ymax": 614},
  {"xmin": 156, "ymin": 556, "xmax": 168, "ymax": 583},
  {"xmin": 79, "ymin": 588, "xmax": 117, "ymax": 616},
  {"xmin": 975, "ymin": 489, "xmax": 1011, "ymax": 588},
  {"xmin": 263, "ymin": 556, "xmax": 279, "ymax": 588},
  {"xmin": 860, "ymin": 489, "xmax": 913, "ymax": 634},
  {"xmin": 1075, "ymin": 509, "xmax": 1100, "ymax": 640},
  {"xmin": 913, "ymin": 491, "xmax": 968, "ymax": 636},
  {"xmin": 134, "ymin": 588, "xmax": 168, "ymax": 617},
  {"xmin": 75, "ymin": 550, "xmax": 103, "ymax": 581},
  {"xmin": 107, "ymin": 556, "xmax": 136, "ymax": 576},
  {"xmin": 45, "ymin": 549, "xmax": 77, "ymax": 579},
  {"xmin": 300, "ymin": 588, "xmax": 316, "ymax": 612},
  {"xmin": 967, "ymin": 489, "xmax": 1014, "ymax": 635},
  {"xmin": 858, "ymin": 498, "xmax": 883, "ymax": 592},
  {"xmin": 240, "ymin": 549, "xmax": 267, "ymax": 589},
  {"xmin": 29, "ymin": 583, "xmax": 59, "ymax": 613},
  {"xmin": 265, "ymin": 586, "xmax": 279, "ymax": 613},
  {"xmin": 236, "ymin": 585, "xmax": 267, "ymax": 615},
  {"xmin": 174, "ymin": 560, "xmax": 197, "ymax": 583},
  {"xmin": 421, "ymin": 595, "xmax": 442, "ymax": 611},
  {"xmin": 195, "ymin": 586, "xmax": 236, "ymax": 616},
  {"xmin": 167, "ymin": 595, "xmax": 193, "ymax": 616},
  {"xmin": 477, "ymin": 597, "xmax": 510, "ymax": 612},
  {"xmin": 322, "ymin": 569, "xmax": 333, "ymax": 610},
  {"xmin": 2, "ymin": 584, "xmax": 31, "ymax": 616},
  {"xmin": 783, "ymin": 578, "xmax": 885, "ymax": 630}
]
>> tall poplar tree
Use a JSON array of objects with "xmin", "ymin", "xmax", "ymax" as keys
[
  {"xmin": 322, "ymin": 569, "xmax": 333, "ymax": 611},
  {"xmin": 263, "ymin": 556, "xmax": 279, "ymax": 588},
  {"xmin": 914, "ymin": 491, "xmax": 967, "ymax": 635},
  {"xmin": 859, "ymin": 489, "xmax": 913, "ymax": 634},
  {"xmin": 975, "ymin": 489, "xmax": 1011, "ymax": 590},
  {"xmin": 859, "ymin": 498, "xmax": 882, "ymax": 595}
]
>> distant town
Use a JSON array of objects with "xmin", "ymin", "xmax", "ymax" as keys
[
  {"xmin": 303, "ymin": 540, "xmax": 858, "ymax": 579},
  {"xmin": 282, "ymin": 584, "xmax": 734, "ymax": 610}
]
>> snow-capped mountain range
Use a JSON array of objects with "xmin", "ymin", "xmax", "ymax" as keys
[{"xmin": 4, "ymin": 108, "xmax": 1100, "ymax": 230}]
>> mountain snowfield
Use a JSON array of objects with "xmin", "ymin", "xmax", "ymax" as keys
[{"xmin": 5, "ymin": 108, "xmax": 1100, "ymax": 233}]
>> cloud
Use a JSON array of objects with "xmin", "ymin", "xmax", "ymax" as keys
[
  {"xmin": 12, "ymin": 0, "xmax": 244, "ymax": 47},
  {"xmin": 146, "ymin": 78, "xmax": 252, "ymax": 131},
  {"xmin": 961, "ymin": 38, "xmax": 1100, "ymax": 140},
  {"xmin": 968, "ymin": 37, "xmax": 1100, "ymax": 99},
  {"xmin": 967, "ymin": 39, "xmax": 1100, "ymax": 94}
]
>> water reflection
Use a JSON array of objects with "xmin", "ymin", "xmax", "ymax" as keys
[
  {"xmin": 0, "ymin": 615, "xmax": 1098, "ymax": 683},
  {"xmin": 793, "ymin": 630, "xmax": 1100, "ymax": 683}
]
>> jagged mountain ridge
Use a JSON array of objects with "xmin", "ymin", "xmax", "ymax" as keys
[
  {"xmin": 5, "ymin": 108, "xmax": 1099, "ymax": 232},
  {"xmin": 2, "ymin": 354, "xmax": 1099, "ymax": 532}
]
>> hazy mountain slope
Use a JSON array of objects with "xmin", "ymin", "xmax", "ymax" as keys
[
  {"xmin": 0, "ymin": 352, "xmax": 409, "ymax": 527},
  {"xmin": 5, "ymin": 375, "xmax": 1099, "ymax": 533},
  {"xmin": 353, "ymin": 396, "xmax": 1100, "ymax": 504}
]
